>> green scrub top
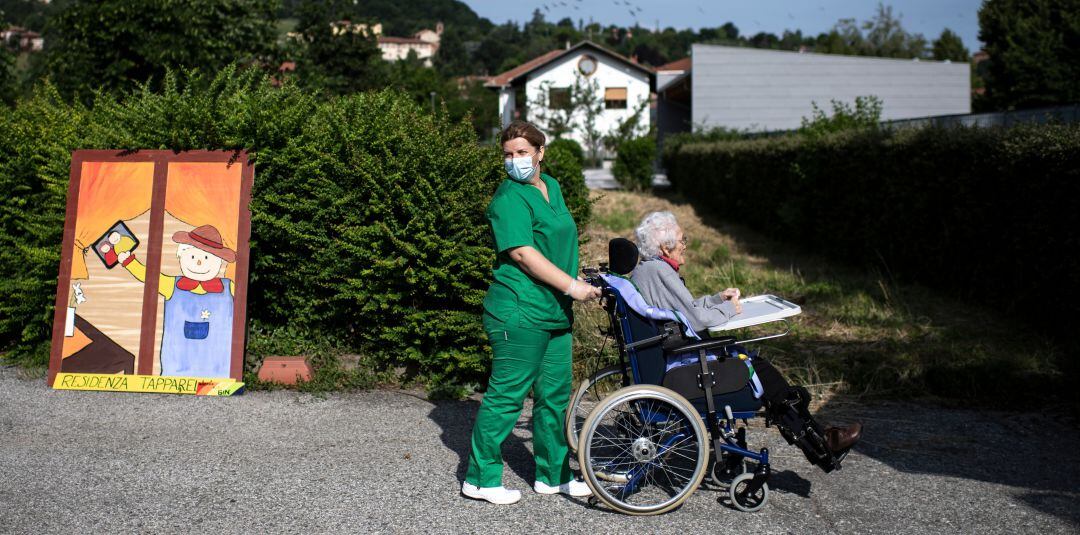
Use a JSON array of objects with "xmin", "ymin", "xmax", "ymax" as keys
[{"xmin": 483, "ymin": 173, "xmax": 579, "ymax": 330}]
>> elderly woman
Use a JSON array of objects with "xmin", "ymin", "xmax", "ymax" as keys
[{"xmin": 631, "ymin": 211, "xmax": 861, "ymax": 472}]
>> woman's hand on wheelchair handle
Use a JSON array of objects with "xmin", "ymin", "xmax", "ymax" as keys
[{"xmin": 569, "ymin": 279, "xmax": 602, "ymax": 301}]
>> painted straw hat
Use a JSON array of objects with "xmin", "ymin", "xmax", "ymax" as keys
[{"xmin": 172, "ymin": 225, "xmax": 236, "ymax": 263}]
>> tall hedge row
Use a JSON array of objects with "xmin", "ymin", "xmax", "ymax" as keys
[
  {"xmin": 664, "ymin": 125, "xmax": 1080, "ymax": 335},
  {"xmin": 544, "ymin": 138, "xmax": 591, "ymax": 226},
  {"xmin": 0, "ymin": 68, "xmax": 559, "ymax": 384}
]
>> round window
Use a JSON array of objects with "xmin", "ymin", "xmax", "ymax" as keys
[{"xmin": 578, "ymin": 54, "xmax": 598, "ymax": 77}]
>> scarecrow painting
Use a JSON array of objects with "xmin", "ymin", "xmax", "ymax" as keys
[
  {"xmin": 47, "ymin": 152, "xmax": 253, "ymax": 386},
  {"xmin": 117, "ymin": 224, "xmax": 236, "ymax": 378}
]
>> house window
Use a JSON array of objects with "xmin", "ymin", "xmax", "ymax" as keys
[
  {"xmin": 549, "ymin": 87, "xmax": 571, "ymax": 110},
  {"xmin": 578, "ymin": 54, "xmax": 598, "ymax": 77},
  {"xmin": 604, "ymin": 87, "xmax": 627, "ymax": 109}
]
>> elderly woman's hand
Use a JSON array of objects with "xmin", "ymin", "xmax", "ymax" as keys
[{"xmin": 720, "ymin": 288, "xmax": 743, "ymax": 314}]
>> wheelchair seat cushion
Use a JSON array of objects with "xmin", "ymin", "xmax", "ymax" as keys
[
  {"xmin": 662, "ymin": 357, "xmax": 751, "ymax": 398},
  {"xmin": 688, "ymin": 384, "xmax": 763, "ymax": 414}
]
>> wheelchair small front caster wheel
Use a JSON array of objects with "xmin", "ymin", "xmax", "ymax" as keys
[
  {"xmin": 587, "ymin": 496, "xmax": 599, "ymax": 507},
  {"xmin": 710, "ymin": 458, "xmax": 748, "ymax": 485},
  {"xmin": 728, "ymin": 473, "xmax": 769, "ymax": 512}
]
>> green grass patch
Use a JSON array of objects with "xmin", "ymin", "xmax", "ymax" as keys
[{"xmin": 593, "ymin": 207, "xmax": 639, "ymax": 232}]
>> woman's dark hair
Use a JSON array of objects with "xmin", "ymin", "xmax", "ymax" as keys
[{"xmin": 499, "ymin": 120, "xmax": 546, "ymax": 150}]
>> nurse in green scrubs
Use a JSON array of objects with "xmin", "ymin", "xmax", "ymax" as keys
[{"xmin": 461, "ymin": 121, "xmax": 602, "ymax": 505}]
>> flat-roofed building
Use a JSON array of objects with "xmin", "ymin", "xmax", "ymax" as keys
[{"xmin": 658, "ymin": 44, "xmax": 970, "ymax": 138}]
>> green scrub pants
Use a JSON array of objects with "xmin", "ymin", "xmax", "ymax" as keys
[{"xmin": 465, "ymin": 314, "xmax": 574, "ymax": 488}]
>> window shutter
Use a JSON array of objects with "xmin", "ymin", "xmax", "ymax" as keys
[{"xmin": 604, "ymin": 87, "xmax": 628, "ymax": 100}]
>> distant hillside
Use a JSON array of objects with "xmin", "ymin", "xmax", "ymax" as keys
[{"xmin": 280, "ymin": 0, "xmax": 491, "ymax": 36}]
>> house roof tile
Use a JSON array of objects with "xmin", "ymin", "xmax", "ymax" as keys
[
  {"xmin": 485, "ymin": 41, "xmax": 654, "ymax": 88},
  {"xmin": 656, "ymin": 57, "xmax": 691, "ymax": 72}
]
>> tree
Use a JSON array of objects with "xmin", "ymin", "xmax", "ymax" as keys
[
  {"xmin": 1, "ymin": 9, "xmax": 17, "ymax": 105},
  {"xmin": 41, "ymin": 0, "xmax": 278, "ymax": 102},
  {"xmin": 0, "ymin": 0, "xmax": 71, "ymax": 31},
  {"xmin": 749, "ymin": 32, "xmax": 780, "ymax": 50},
  {"xmin": 862, "ymin": 4, "xmax": 927, "ymax": 58},
  {"xmin": 813, "ymin": 4, "xmax": 928, "ymax": 59},
  {"xmin": 978, "ymin": 0, "xmax": 1080, "ymax": 109},
  {"xmin": 527, "ymin": 73, "xmax": 606, "ymax": 165},
  {"xmin": 602, "ymin": 97, "xmax": 649, "ymax": 154},
  {"xmin": 291, "ymin": 0, "xmax": 387, "ymax": 95},
  {"xmin": 931, "ymin": 28, "xmax": 969, "ymax": 62},
  {"xmin": 816, "ymin": 18, "xmax": 864, "ymax": 56}
]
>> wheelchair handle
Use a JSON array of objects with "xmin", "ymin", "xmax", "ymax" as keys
[{"xmin": 581, "ymin": 265, "xmax": 606, "ymax": 287}]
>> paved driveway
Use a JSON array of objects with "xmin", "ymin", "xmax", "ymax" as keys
[{"xmin": 1, "ymin": 367, "xmax": 1077, "ymax": 534}]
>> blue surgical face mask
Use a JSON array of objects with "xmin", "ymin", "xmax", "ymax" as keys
[{"xmin": 504, "ymin": 154, "xmax": 537, "ymax": 183}]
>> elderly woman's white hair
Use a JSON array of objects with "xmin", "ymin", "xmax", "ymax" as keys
[{"xmin": 635, "ymin": 211, "xmax": 681, "ymax": 258}]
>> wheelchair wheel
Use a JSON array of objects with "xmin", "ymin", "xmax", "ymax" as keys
[
  {"xmin": 708, "ymin": 454, "xmax": 748, "ymax": 486},
  {"xmin": 566, "ymin": 364, "xmax": 629, "ymax": 455},
  {"xmin": 578, "ymin": 385, "xmax": 708, "ymax": 515},
  {"xmin": 728, "ymin": 472, "xmax": 769, "ymax": 513}
]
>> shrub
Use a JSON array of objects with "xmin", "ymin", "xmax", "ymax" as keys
[
  {"xmin": 612, "ymin": 135, "xmax": 656, "ymax": 191},
  {"xmin": 665, "ymin": 124, "xmax": 1080, "ymax": 339},
  {"xmin": 547, "ymin": 138, "xmax": 584, "ymax": 166},
  {"xmin": 0, "ymin": 68, "xmax": 504, "ymax": 386},
  {"xmin": 543, "ymin": 138, "xmax": 591, "ymax": 229},
  {"xmin": 797, "ymin": 95, "xmax": 882, "ymax": 139}
]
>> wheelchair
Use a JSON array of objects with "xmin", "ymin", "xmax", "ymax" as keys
[{"xmin": 566, "ymin": 239, "xmax": 809, "ymax": 515}]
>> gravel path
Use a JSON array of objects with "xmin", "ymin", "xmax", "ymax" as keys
[{"xmin": 1, "ymin": 366, "xmax": 1077, "ymax": 534}]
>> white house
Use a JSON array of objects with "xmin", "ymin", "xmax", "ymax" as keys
[
  {"xmin": 1, "ymin": 26, "xmax": 44, "ymax": 52},
  {"xmin": 321, "ymin": 21, "xmax": 443, "ymax": 67},
  {"xmin": 377, "ymin": 23, "xmax": 443, "ymax": 66},
  {"xmin": 487, "ymin": 41, "xmax": 655, "ymax": 155},
  {"xmin": 658, "ymin": 43, "xmax": 970, "ymax": 138}
]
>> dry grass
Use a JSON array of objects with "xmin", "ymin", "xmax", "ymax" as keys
[{"xmin": 573, "ymin": 190, "xmax": 1065, "ymax": 407}]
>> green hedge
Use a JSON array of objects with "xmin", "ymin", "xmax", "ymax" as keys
[
  {"xmin": 664, "ymin": 124, "xmax": 1080, "ymax": 336},
  {"xmin": 544, "ymin": 138, "xmax": 591, "ymax": 228},
  {"xmin": 0, "ymin": 68, "xmax": 506, "ymax": 385},
  {"xmin": 612, "ymin": 135, "xmax": 656, "ymax": 191}
]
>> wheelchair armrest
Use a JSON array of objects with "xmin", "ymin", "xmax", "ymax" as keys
[{"xmin": 664, "ymin": 336, "xmax": 737, "ymax": 355}]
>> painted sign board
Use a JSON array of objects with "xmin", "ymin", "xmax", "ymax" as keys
[{"xmin": 47, "ymin": 150, "xmax": 254, "ymax": 391}]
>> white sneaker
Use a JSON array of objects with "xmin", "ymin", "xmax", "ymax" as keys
[
  {"xmin": 534, "ymin": 479, "xmax": 592, "ymax": 497},
  {"xmin": 461, "ymin": 482, "xmax": 522, "ymax": 505}
]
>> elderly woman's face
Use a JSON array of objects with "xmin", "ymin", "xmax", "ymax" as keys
[{"xmin": 661, "ymin": 226, "xmax": 687, "ymax": 266}]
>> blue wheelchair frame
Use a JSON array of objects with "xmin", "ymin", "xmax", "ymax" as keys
[{"xmin": 590, "ymin": 271, "xmax": 772, "ymax": 497}]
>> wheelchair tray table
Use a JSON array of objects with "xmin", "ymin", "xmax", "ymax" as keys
[{"xmin": 706, "ymin": 294, "xmax": 801, "ymax": 334}]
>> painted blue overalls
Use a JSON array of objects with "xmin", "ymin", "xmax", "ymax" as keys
[{"xmin": 160, "ymin": 277, "xmax": 234, "ymax": 377}]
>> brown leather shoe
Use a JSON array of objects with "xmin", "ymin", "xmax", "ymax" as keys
[{"xmin": 825, "ymin": 422, "xmax": 862, "ymax": 453}]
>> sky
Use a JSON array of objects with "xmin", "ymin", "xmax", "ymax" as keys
[{"xmin": 461, "ymin": 0, "xmax": 985, "ymax": 51}]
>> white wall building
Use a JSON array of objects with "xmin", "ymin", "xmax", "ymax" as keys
[
  {"xmin": 377, "ymin": 23, "xmax": 443, "ymax": 66},
  {"xmin": 658, "ymin": 44, "xmax": 970, "ymax": 137},
  {"xmin": 323, "ymin": 21, "xmax": 443, "ymax": 67},
  {"xmin": 487, "ymin": 41, "xmax": 655, "ymax": 156}
]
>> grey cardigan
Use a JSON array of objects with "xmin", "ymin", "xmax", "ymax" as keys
[{"xmin": 630, "ymin": 257, "xmax": 738, "ymax": 333}]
